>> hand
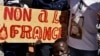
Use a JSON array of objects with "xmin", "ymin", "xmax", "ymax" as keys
[{"xmin": 28, "ymin": 46, "xmax": 34, "ymax": 53}]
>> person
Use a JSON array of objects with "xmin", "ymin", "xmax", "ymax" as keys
[
  {"xmin": 3, "ymin": 0, "xmax": 29, "ymax": 56},
  {"xmin": 67, "ymin": 0, "xmax": 100, "ymax": 56},
  {"xmin": 52, "ymin": 38, "xmax": 69, "ymax": 56},
  {"xmin": 31, "ymin": 0, "xmax": 70, "ymax": 56}
]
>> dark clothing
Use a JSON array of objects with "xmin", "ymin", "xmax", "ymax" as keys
[
  {"xmin": 34, "ymin": 43, "xmax": 52, "ymax": 56},
  {"xmin": 69, "ymin": 46, "xmax": 98, "ymax": 56},
  {"xmin": 3, "ymin": 43, "xmax": 28, "ymax": 56},
  {"xmin": 32, "ymin": 0, "xmax": 69, "ymax": 11}
]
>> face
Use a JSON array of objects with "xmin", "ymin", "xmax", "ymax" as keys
[{"xmin": 53, "ymin": 42, "xmax": 68, "ymax": 56}]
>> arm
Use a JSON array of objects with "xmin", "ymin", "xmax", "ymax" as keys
[{"xmin": 59, "ymin": 11, "xmax": 70, "ymax": 41}]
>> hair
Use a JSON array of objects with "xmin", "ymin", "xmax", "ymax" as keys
[{"xmin": 53, "ymin": 38, "xmax": 67, "ymax": 48}]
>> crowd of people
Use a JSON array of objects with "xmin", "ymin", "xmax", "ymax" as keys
[{"xmin": 0, "ymin": 0, "xmax": 100, "ymax": 56}]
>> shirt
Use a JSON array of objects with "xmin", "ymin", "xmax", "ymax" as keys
[
  {"xmin": 68, "ymin": 0, "xmax": 100, "ymax": 50},
  {"xmin": 32, "ymin": 0, "xmax": 69, "ymax": 11}
]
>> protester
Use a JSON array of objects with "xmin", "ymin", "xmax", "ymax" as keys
[
  {"xmin": 31, "ymin": 0, "xmax": 70, "ymax": 56},
  {"xmin": 52, "ymin": 38, "xmax": 69, "ymax": 56},
  {"xmin": 67, "ymin": 0, "xmax": 100, "ymax": 56}
]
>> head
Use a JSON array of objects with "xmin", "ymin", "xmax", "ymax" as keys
[{"xmin": 53, "ymin": 38, "xmax": 68, "ymax": 56}]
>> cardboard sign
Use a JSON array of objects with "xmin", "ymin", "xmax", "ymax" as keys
[{"xmin": 0, "ymin": 6, "xmax": 64, "ymax": 43}]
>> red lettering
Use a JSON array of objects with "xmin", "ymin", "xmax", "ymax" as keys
[
  {"xmin": 10, "ymin": 25, "xmax": 20, "ymax": 38},
  {"xmin": 20, "ymin": 25, "xmax": 32, "ymax": 39},
  {"xmin": 32, "ymin": 26, "xmax": 42, "ymax": 39},
  {"xmin": 14, "ymin": 7, "xmax": 22, "ymax": 21},
  {"xmin": 38, "ymin": 9, "xmax": 48, "ymax": 23},
  {"xmin": 9, "ymin": 25, "xmax": 61, "ymax": 41},
  {"xmin": 43, "ymin": 27, "xmax": 52, "ymax": 40},
  {"xmin": 4, "ymin": 7, "xmax": 13, "ymax": 20},
  {"xmin": 52, "ymin": 27, "xmax": 61, "ymax": 40},
  {"xmin": 52, "ymin": 11, "xmax": 59, "ymax": 23},
  {"xmin": 4, "ymin": 6, "xmax": 32, "ymax": 22},
  {"xmin": 23, "ymin": 8, "xmax": 32, "ymax": 21}
]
